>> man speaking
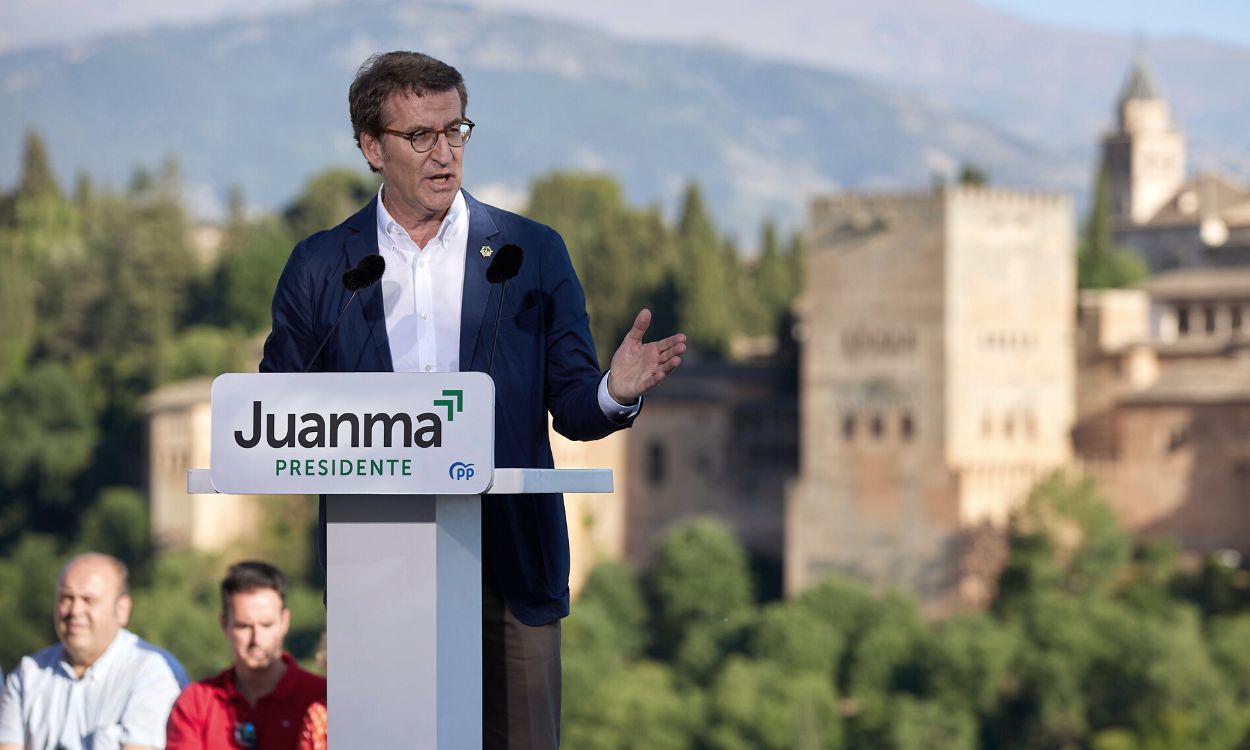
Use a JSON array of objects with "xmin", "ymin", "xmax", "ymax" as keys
[{"xmin": 260, "ymin": 51, "xmax": 685, "ymax": 748}]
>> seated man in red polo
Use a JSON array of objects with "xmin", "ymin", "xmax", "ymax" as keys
[{"xmin": 167, "ymin": 562, "xmax": 326, "ymax": 749}]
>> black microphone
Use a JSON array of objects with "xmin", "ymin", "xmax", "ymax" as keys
[
  {"xmin": 343, "ymin": 253, "xmax": 386, "ymax": 291},
  {"xmin": 485, "ymin": 244, "xmax": 524, "ymax": 374},
  {"xmin": 302, "ymin": 254, "xmax": 386, "ymax": 372}
]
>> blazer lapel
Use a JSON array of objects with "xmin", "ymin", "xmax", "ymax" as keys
[
  {"xmin": 343, "ymin": 198, "xmax": 394, "ymax": 372},
  {"xmin": 459, "ymin": 190, "xmax": 500, "ymax": 372}
]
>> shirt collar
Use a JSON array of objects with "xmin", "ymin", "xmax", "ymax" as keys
[
  {"xmin": 376, "ymin": 185, "xmax": 467, "ymax": 247},
  {"xmin": 58, "ymin": 628, "xmax": 135, "ymax": 681}
]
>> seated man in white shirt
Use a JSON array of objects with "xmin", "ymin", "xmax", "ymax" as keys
[{"xmin": 0, "ymin": 552, "xmax": 188, "ymax": 750}]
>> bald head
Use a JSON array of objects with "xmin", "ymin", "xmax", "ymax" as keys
[
  {"xmin": 59, "ymin": 553, "xmax": 129, "ymax": 595},
  {"xmin": 55, "ymin": 552, "xmax": 132, "ymax": 673}
]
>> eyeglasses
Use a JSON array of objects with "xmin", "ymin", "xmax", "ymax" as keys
[
  {"xmin": 380, "ymin": 120, "xmax": 475, "ymax": 153},
  {"xmin": 233, "ymin": 721, "xmax": 257, "ymax": 749}
]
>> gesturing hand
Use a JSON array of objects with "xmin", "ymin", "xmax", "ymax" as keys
[{"xmin": 607, "ymin": 309, "xmax": 687, "ymax": 405}]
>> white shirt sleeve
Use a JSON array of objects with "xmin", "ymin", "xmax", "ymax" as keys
[
  {"xmin": 0, "ymin": 665, "xmax": 25, "ymax": 745},
  {"xmin": 597, "ymin": 371, "xmax": 641, "ymax": 423}
]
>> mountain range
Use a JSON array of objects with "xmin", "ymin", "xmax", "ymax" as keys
[{"xmin": 0, "ymin": 0, "xmax": 1246, "ymax": 243}]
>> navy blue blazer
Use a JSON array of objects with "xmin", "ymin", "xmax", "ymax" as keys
[{"xmin": 260, "ymin": 191, "xmax": 632, "ymax": 625}]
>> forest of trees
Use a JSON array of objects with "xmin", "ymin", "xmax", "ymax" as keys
[
  {"xmin": 563, "ymin": 476, "xmax": 1250, "ymax": 750},
  {"xmin": 3, "ymin": 131, "xmax": 1246, "ymax": 749}
]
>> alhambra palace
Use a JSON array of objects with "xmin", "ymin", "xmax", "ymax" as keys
[{"xmin": 144, "ymin": 58, "xmax": 1250, "ymax": 609}]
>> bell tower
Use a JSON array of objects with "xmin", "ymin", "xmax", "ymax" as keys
[{"xmin": 1101, "ymin": 53, "xmax": 1186, "ymax": 225}]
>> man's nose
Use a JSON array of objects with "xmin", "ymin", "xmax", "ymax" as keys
[{"xmin": 430, "ymin": 131, "xmax": 454, "ymax": 163}]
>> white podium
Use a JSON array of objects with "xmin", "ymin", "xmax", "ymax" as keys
[{"xmin": 187, "ymin": 373, "xmax": 612, "ymax": 748}]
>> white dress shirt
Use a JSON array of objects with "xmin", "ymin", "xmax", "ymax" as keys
[
  {"xmin": 374, "ymin": 187, "xmax": 638, "ymax": 420},
  {"xmin": 0, "ymin": 629, "xmax": 188, "ymax": 750},
  {"xmin": 377, "ymin": 187, "xmax": 468, "ymax": 374}
]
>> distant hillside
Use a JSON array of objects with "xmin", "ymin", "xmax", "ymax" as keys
[
  {"xmin": 496, "ymin": 0, "xmax": 1250, "ymax": 181},
  {"xmin": 0, "ymin": 0, "xmax": 1077, "ymax": 241}
]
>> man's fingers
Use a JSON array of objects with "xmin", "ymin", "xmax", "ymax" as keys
[
  {"xmin": 655, "ymin": 333, "xmax": 686, "ymax": 351},
  {"xmin": 655, "ymin": 340, "xmax": 686, "ymax": 362},
  {"xmin": 626, "ymin": 308, "xmax": 652, "ymax": 342}
]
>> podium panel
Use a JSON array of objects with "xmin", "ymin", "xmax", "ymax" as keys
[{"xmin": 326, "ymin": 494, "xmax": 482, "ymax": 749}]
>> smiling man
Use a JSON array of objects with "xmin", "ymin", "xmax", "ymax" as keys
[
  {"xmin": 165, "ymin": 562, "xmax": 325, "ymax": 750},
  {"xmin": 0, "ymin": 552, "xmax": 188, "ymax": 750}
]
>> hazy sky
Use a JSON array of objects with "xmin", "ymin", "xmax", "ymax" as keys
[
  {"xmin": 1, "ymin": 0, "xmax": 1247, "ymax": 53},
  {"xmin": 975, "ymin": 0, "xmax": 1249, "ymax": 46}
]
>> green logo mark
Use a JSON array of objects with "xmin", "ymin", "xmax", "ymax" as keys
[{"xmin": 433, "ymin": 389, "xmax": 464, "ymax": 421}]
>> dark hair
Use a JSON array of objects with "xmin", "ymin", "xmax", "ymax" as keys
[
  {"xmin": 220, "ymin": 560, "xmax": 287, "ymax": 615},
  {"xmin": 349, "ymin": 51, "xmax": 469, "ymax": 173}
]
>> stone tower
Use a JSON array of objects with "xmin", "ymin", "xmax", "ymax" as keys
[
  {"xmin": 785, "ymin": 186, "xmax": 1074, "ymax": 607},
  {"xmin": 1102, "ymin": 54, "xmax": 1186, "ymax": 225}
]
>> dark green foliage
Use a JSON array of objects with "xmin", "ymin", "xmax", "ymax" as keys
[
  {"xmin": 957, "ymin": 163, "xmax": 990, "ymax": 186},
  {"xmin": 995, "ymin": 474, "xmax": 1134, "ymax": 611},
  {"xmin": 216, "ymin": 217, "xmax": 298, "ymax": 333},
  {"xmin": 674, "ymin": 183, "xmax": 735, "ymax": 356},
  {"xmin": 526, "ymin": 173, "xmax": 677, "ymax": 364},
  {"xmin": 578, "ymin": 560, "xmax": 649, "ymax": 660},
  {"xmin": 126, "ymin": 551, "xmax": 233, "ymax": 680},
  {"xmin": 1118, "ymin": 538, "xmax": 1182, "ymax": 616},
  {"xmin": 795, "ymin": 574, "xmax": 880, "ymax": 643},
  {"xmin": 704, "ymin": 657, "xmax": 842, "ymax": 750},
  {"xmin": 1180, "ymin": 552, "xmax": 1250, "ymax": 617},
  {"xmin": 157, "ymin": 326, "xmax": 255, "ymax": 382},
  {"xmin": 648, "ymin": 516, "xmax": 754, "ymax": 661},
  {"xmin": 888, "ymin": 696, "xmax": 977, "ymax": 750},
  {"xmin": 0, "ymin": 534, "xmax": 61, "ymax": 669},
  {"xmin": 748, "ymin": 601, "xmax": 843, "ymax": 678},
  {"xmin": 526, "ymin": 172, "xmax": 801, "ymax": 363},
  {"xmin": 16, "ymin": 130, "xmax": 62, "ymax": 203},
  {"xmin": 1207, "ymin": 614, "xmax": 1250, "ymax": 702},
  {"xmin": 564, "ymin": 652, "xmax": 703, "ymax": 750},
  {"xmin": 0, "ymin": 134, "xmax": 333, "ymax": 681},
  {"xmin": 282, "ymin": 167, "xmax": 379, "ymax": 241},
  {"xmin": 1078, "ymin": 165, "xmax": 1148, "ymax": 289},
  {"xmin": 918, "ymin": 612, "xmax": 1019, "ymax": 715},
  {"xmin": 568, "ymin": 498, "xmax": 1250, "ymax": 750},
  {"xmin": 563, "ymin": 597, "xmax": 703, "ymax": 749},
  {"xmin": 0, "ymin": 361, "xmax": 99, "ymax": 541},
  {"xmin": 745, "ymin": 221, "xmax": 797, "ymax": 338},
  {"xmin": 75, "ymin": 487, "xmax": 152, "ymax": 581}
]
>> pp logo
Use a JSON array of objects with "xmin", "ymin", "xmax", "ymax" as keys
[{"xmin": 449, "ymin": 462, "xmax": 476, "ymax": 481}]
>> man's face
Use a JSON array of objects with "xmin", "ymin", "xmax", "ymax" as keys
[
  {"xmin": 360, "ymin": 88, "xmax": 466, "ymax": 224},
  {"xmin": 222, "ymin": 588, "xmax": 290, "ymax": 672},
  {"xmin": 55, "ymin": 558, "xmax": 130, "ymax": 669}
]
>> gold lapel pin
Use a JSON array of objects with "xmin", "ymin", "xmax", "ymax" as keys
[{"xmin": 480, "ymin": 246, "xmax": 493, "ymax": 257}]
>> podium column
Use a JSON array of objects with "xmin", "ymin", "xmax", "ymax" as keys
[{"xmin": 326, "ymin": 493, "xmax": 482, "ymax": 749}]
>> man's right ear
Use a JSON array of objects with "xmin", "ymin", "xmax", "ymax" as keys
[{"xmin": 360, "ymin": 132, "xmax": 384, "ymax": 173}]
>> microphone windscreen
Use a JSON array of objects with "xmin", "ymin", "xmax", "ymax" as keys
[
  {"xmin": 343, "ymin": 254, "xmax": 387, "ymax": 291},
  {"xmin": 486, "ymin": 244, "xmax": 524, "ymax": 284}
]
